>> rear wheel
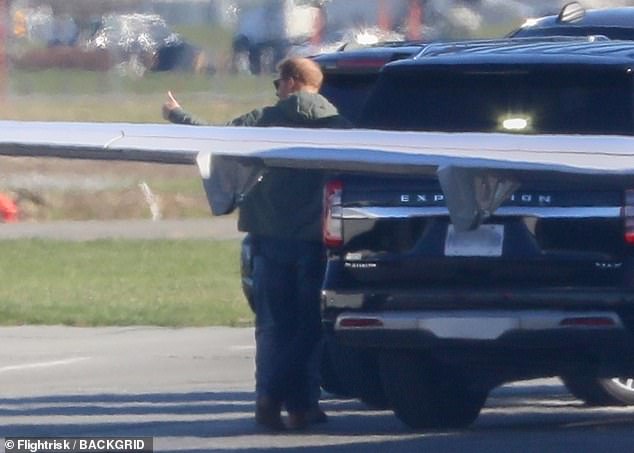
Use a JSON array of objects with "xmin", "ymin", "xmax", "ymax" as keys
[
  {"xmin": 562, "ymin": 375, "xmax": 634, "ymax": 406},
  {"xmin": 326, "ymin": 337, "xmax": 390, "ymax": 408},
  {"xmin": 319, "ymin": 335, "xmax": 353, "ymax": 397},
  {"xmin": 258, "ymin": 46, "xmax": 276, "ymax": 74},
  {"xmin": 379, "ymin": 350, "xmax": 487, "ymax": 430}
]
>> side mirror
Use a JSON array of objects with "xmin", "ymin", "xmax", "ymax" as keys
[{"xmin": 557, "ymin": 2, "xmax": 586, "ymax": 24}]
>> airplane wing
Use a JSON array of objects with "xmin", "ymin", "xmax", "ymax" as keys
[{"xmin": 2, "ymin": 120, "xmax": 634, "ymax": 229}]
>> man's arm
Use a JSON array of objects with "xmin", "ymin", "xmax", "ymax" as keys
[
  {"xmin": 162, "ymin": 91, "xmax": 210, "ymax": 126},
  {"xmin": 226, "ymin": 108, "xmax": 265, "ymax": 127},
  {"xmin": 167, "ymin": 107, "xmax": 210, "ymax": 126}
]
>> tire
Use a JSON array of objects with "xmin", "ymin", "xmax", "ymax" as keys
[
  {"xmin": 379, "ymin": 350, "xmax": 487, "ymax": 430},
  {"xmin": 326, "ymin": 336, "xmax": 390, "ymax": 408},
  {"xmin": 319, "ymin": 335, "xmax": 353, "ymax": 397},
  {"xmin": 248, "ymin": 46, "xmax": 262, "ymax": 75},
  {"xmin": 348, "ymin": 351, "xmax": 390, "ymax": 409},
  {"xmin": 258, "ymin": 46, "xmax": 276, "ymax": 74},
  {"xmin": 562, "ymin": 375, "xmax": 634, "ymax": 406},
  {"xmin": 231, "ymin": 35, "xmax": 251, "ymax": 74}
]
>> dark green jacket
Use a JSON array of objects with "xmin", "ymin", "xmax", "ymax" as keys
[{"xmin": 168, "ymin": 92, "xmax": 352, "ymax": 241}]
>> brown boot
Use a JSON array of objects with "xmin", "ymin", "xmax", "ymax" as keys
[
  {"xmin": 286, "ymin": 411, "xmax": 308, "ymax": 431},
  {"xmin": 255, "ymin": 396, "xmax": 285, "ymax": 431},
  {"xmin": 306, "ymin": 406, "xmax": 328, "ymax": 424}
]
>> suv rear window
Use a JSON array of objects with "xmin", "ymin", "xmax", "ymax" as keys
[
  {"xmin": 321, "ymin": 73, "xmax": 379, "ymax": 123},
  {"xmin": 359, "ymin": 65, "xmax": 633, "ymax": 135}
]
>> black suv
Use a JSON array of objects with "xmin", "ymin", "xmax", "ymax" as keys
[
  {"xmin": 321, "ymin": 37, "xmax": 634, "ymax": 429},
  {"xmin": 242, "ymin": 32, "xmax": 634, "ymax": 428}
]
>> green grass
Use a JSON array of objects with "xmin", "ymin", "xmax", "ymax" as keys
[
  {"xmin": 0, "ymin": 24, "xmax": 526, "ymax": 327},
  {"xmin": 4, "ymin": 72, "xmax": 275, "ymax": 123},
  {"xmin": 0, "ymin": 239, "xmax": 252, "ymax": 326},
  {"xmin": 9, "ymin": 69, "xmax": 274, "ymax": 97},
  {"xmin": 1, "ymin": 69, "xmax": 268, "ymax": 326},
  {"xmin": 149, "ymin": 177, "xmax": 204, "ymax": 194},
  {"xmin": 172, "ymin": 24, "xmax": 235, "ymax": 57}
]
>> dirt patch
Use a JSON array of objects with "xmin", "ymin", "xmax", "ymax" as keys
[
  {"xmin": 0, "ymin": 156, "xmax": 211, "ymax": 221},
  {"xmin": 12, "ymin": 47, "xmax": 114, "ymax": 71}
]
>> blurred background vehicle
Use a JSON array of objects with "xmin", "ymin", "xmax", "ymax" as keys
[
  {"xmin": 226, "ymin": 0, "xmax": 578, "ymax": 74},
  {"xmin": 88, "ymin": 13, "xmax": 214, "ymax": 75},
  {"xmin": 6, "ymin": 0, "xmax": 632, "ymax": 80},
  {"xmin": 10, "ymin": 8, "xmax": 213, "ymax": 75}
]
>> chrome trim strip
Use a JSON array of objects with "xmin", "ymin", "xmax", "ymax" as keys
[
  {"xmin": 335, "ymin": 310, "xmax": 622, "ymax": 340},
  {"xmin": 341, "ymin": 206, "xmax": 621, "ymax": 219}
]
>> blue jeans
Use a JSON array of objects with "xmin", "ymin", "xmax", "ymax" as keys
[
  {"xmin": 252, "ymin": 235, "xmax": 324, "ymax": 412},
  {"xmin": 256, "ymin": 329, "xmax": 323, "ymax": 409}
]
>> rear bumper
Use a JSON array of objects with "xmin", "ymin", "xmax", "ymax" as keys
[
  {"xmin": 330, "ymin": 308, "xmax": 634, "ymax": 354},
  {"xmin": 322, "ymin": 287, "xmax": 634, "ymax": 311}
]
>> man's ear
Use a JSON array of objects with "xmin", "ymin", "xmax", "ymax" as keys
[{"xmin": 288, "ymin": 78, "xmax": 301, "ymax": 93}]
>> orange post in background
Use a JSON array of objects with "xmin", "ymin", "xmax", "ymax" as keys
[
  {"xmin": 0, "ymin": 193, "xmax": 18, "ymax": 222},
  {"xmin": 0, "ymin": 1, "xmax": 14, "ymax": 223},
  {"xmin": 406, "ymin": 0, "xmax": 423, "ymax": 41},
  {"xmin": 378, "ymin": 0, "xmax": 391, "ymax": 32}
]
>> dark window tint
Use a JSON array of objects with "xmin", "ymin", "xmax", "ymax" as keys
[
  {"xmin": 359, "ymin": 66, "xmax": 633, "ymax": 135},
  {"xmin": 320, "ymin": 73, "xmax": 379, "ymax": 124}
]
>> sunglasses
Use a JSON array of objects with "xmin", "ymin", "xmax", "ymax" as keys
[{"xmin": 274, "ymin": 77, "xmax": 292, "ymax": 90}]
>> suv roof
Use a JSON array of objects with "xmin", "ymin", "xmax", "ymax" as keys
[
  {"xmin": 510, "ymin": 3, "xmax": 634, "ymax": 40},
  {"xmin": 399, "ymin": 36, "xmax": 634, "ymax": 65},
  {"xmin": 361, "ymin": 37, "xmax": 634, "ymax": 135},
  {"xmin": 314, "ymin": 35, "xmax": 633, "ymax": 124},
  {"xmin": 313, "ymin": 41, "xmax": 426, "ymax": 74},
  {"xmin": 313, "ymin": 40, "xmax": 426, "ymax": 123}
]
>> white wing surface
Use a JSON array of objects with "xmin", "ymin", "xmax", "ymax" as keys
[{"xmin": 2, "ymin": 120, "xmax": 634, "ymax": 228}]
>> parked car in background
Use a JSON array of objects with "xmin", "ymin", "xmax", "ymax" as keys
[{"xmin": 12, "ymin": 12, "xmax": 212, "ymax": 75}]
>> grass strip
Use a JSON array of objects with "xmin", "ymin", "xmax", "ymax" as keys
[{"xmin": 0, "ymin": 239, "xmax": 252, "ymax": 327}]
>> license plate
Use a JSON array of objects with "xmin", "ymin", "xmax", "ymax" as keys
[{"xmin": 444, "ymin": 224, "xmax": 504, "ymax": 257}]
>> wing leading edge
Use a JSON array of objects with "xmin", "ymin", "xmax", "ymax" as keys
[{"xmin": 2, "ymin": 120, "xmax": 634, "ymax": 230}]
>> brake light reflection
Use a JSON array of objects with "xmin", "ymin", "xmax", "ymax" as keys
[
  {"xmin": 323, "ymin": 180, "xmax": 343, "ymax": 248},
  {"xmin": 623, "ymin": 189, "xmax": 634, "ymax": 244},
  {"xmin": 559, "ymin": 317, "xmax": 616, "ymax": 327},
  {"xmin": 339, "ymin": 317, "xmax": 384, "ymax": 328},
  {"xmin": 336, "ymin": 58, "xmax": 389, "ymax": 69}
]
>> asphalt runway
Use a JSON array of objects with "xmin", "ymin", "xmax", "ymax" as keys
[
  {"xmin": 3, "ymin": 326, "xmax": 634, "ymax": 452},
  {"xmin": 3, "ymin": 223, "xmax": 634, "ymax": 451}
]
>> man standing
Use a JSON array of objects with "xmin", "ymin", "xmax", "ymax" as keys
[{"xmin": 163, "ymin": 57, "xmax": 351, "ymax": 431}]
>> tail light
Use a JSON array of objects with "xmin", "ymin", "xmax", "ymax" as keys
[
  {"xmin": 338, "ymin": 317, "xmax": 384, "ymax": 328},
  {"xmin": 560, "ymin": 316, "xmax": 616, "ymax": 327},
  {"xmin": 336, "ymin": 58, "xmax": 389, "ymax": 70},
  {"xmin": 323, "ymin": 180, "xmax": 343, "ymax": 248},
  {"xmin": 624, "ymin": 190, "xmax": 634, "ymax": 244}
]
